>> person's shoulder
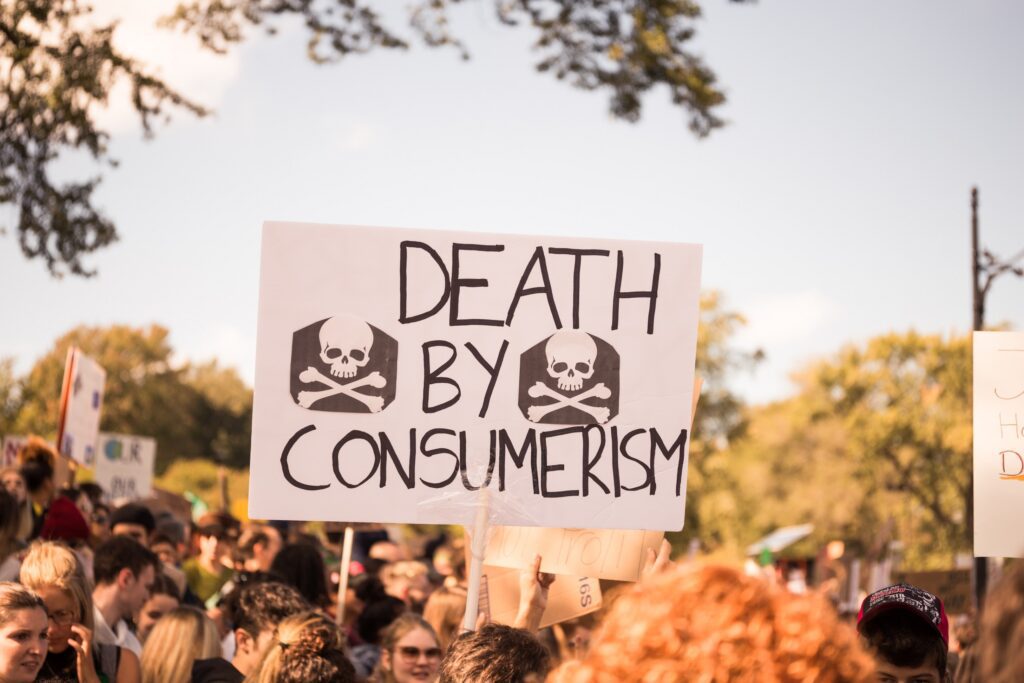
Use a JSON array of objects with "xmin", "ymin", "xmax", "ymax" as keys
[{"xmin": 191, "ymin": 657, "xmax": 245, "ymax": 683}]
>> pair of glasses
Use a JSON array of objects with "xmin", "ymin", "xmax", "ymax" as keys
[
  {"xmin": 396, "ymin": 646, "xmax": 442, "ymax": 661},
  {"xmin": 48, "ymin": 609, "xmax": 77, "ymax": 627}
]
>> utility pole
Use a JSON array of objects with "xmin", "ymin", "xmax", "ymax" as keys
[{"xmin": 970, "ymin": 186, "xmax": 1024, "ymax": 610}]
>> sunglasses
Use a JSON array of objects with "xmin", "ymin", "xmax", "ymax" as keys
[{"xmin": 395, "ymin": 646, "xmax": 442, "ymax": 661}]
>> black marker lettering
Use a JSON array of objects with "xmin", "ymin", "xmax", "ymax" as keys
[
  {"xmin": 422, "ymin": 341, "xmax": 461, "ymax": 412},
  {"xmin": 465, "ymin": 340, "xmax": 509, "ymax": 418},
  {"xmin": 612, "ymin": 250, "xmax": 661, "ymax": 334},
  {"xmin": 506, "ymin": 247, "xmax": 562, "ymax": 329},
  {"xmin": 280, "ymin": 425, "xmax": 329, "ymax": 491},
  {"xmin": 399, "ymin": 241, "xmax": 451, "ymax": 324},
  {"xmin": 450, "ymin": 243, "xmax": 505, "ymax": 326},
  {"xmin": 549, "ymin": 247, "xmax": 610, "ymax": 329}
]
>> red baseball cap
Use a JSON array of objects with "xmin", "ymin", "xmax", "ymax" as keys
[{"xmin": 857, "ymin": 583, "xmax": 949, "ymax": 647}]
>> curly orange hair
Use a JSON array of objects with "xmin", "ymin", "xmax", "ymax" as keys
[{"xmin": 549, "ymin": 563, "xmax": 875, "ymax": 683}]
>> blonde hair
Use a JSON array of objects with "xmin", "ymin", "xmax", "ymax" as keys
[
  {"xmin": 422, "ymin": 585, "xmax": 466, "ymax": 653},
  {"xmin": 374, "ymin": 614, "xmax": 440, "ymax": 683},
  {"xmin": 19, "ymin": 541, "xmax": 94, "ymax": 630},
  {"xmin": 549, "ymin": 563, "xmax": 876, "ymax": 683},
  {"xmin": 0, "ymin": 468, "xmax": 33, "ymax": 542},
  {"xmin": 0, "ymin": 581, "xmax": 45, "ymax": 627},
  {"xmin": 140, "ymin": 606, "xmax": 221, "ymax": 683},
  {"xmin": 246, "ymin": 610, "xmax": 354, "ymax": 683}
]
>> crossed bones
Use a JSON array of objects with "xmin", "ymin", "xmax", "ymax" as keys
[
  {"xmin": 297, "ymin": 366, "xmax": 387, "ymax": 412},
  {"xmin": 527, "ymin": 381, "xmax": 611, "ymax": 424}
]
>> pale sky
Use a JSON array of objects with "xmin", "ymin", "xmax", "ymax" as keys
[{"xmin": 2, "ymin": 0, "xmax": 1022, "ymax": 404}]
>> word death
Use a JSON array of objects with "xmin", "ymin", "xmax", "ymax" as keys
[{"xmin": 279, "ymin": 425, "xmax": 687, "ymax": 499}]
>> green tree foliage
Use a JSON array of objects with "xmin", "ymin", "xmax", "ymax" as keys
[
  {"xmin": 703, "ymin": 331, "xmax": 971, "ymax": 568},
  {"xmin": 12, "ymin": 324, "xmax": 253, "ymax": 472},
  {"xmin": 4, "ymin": 0, "xmax": 744, "ymax": 276},
  {"xmin": 0, "ymin": 358, "xmax": 25, "ymax": 436},
  {"xmin": 0, "ymin": 0, "xmax": 207, "ymax": 277}
]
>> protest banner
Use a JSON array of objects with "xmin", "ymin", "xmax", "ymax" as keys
[
  {"xmin": 56, "ymin": 348, "xmax": 106, "ymax": 466},
  {"xmin": 479, "ymin": 565, "xmax": 602, "ymax": 629},
  {"xmin": 484, "ymin": 526, "xmax": 664, "ymax": 582},
  {"xmin": 93, "ymin": 433, "xmax": 156, "ymax": 502},
  {"xmin": 1, "ymin": 436, "xmax": 27, "ymax": 467},
  {"xmin": 973, "ymin": 331, "xmax": 1024, "ymax": 557},
  {"xmin": 249, "ymin": 222, "xmax": 702, "ymax": 530}
]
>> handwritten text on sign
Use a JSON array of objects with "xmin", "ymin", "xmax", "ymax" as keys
[
  {"xmin": 249, "ymin": 223, "xmax": 702, "ymax": 530},
  {"xmin": 973, "ymin": 331, "xmax": 1024, "ymax": 557},
  {"xmin": 94, "ymin": 434, "xmax": 156, "ymax": 502}
]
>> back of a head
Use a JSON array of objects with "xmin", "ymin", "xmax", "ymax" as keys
[
  {"xmin": 356, "ymin": 595, "xmax": 407, "ymax": 645},
  {"xmin": 229, "ymin": 580, "xmax": 309, "ymax": 638},
  {"xmin": 110, "ymin": 503, "xmax": 156, "ymax": 534},
  {"xmin": 93, "ymin": 535, "xmax": 159, "ymax": 585},
  {"xmin": 976, "ymin": 561, "xmax": 1024, "ymax": 683},
  {"xmin": 549, "ymin": 563, "xmax": 875, "ymax": 683},
  {"xmin": 422, "ymin": 585, "xmax": 467, "ymax": 653},
  {"xmin": 247, "ymin": 610, "xmax": 356, "ymax": 683},
  {"xmin": 18, "ymin": 438, "xmax": 55, "ymax": 493},
  {"xmin": 19, "ymin": 540, "xmax": 94, "ymax": 630},
  {"xmin": 269, "ymin": 542, "xmax": 329, "ymax": 607},
  {"xmin": 439, "ymin": 623, "xmax": 550, "ymax": 683},
  {"xmin": 141, "ymin": 606, "xmax": 221, "ymax": 683}
]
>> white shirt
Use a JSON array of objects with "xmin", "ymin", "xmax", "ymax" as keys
[{"xmin": 92, "ymin": 606, "xmax": 142, "ymax": 657}]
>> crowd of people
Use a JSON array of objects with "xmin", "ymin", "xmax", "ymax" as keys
[{"xmin": 0, "ymin": 435, "xmax": 1022, "ymax": 682}]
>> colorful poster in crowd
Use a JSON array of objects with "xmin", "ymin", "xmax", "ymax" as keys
[
  {"xmin": 56, "ymin": 348, "xmax": 106, "ymax": 466},
  {"xmin": 249, "ymin": 222, "xmax": 702, "ymax": 530},
  {"xmin": 973, "ymin": 331, "xmax": 1024, "ymax": 557},
  {"xmin": 93, "ymin": 433, "xmax": 156, "ymax": 502},
  {"xmin": 1, "ymin": 436, "xmax": 27, "ymax": 468}
]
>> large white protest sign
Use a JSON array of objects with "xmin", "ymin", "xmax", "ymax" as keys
[
  {"xmin": 974, "ymin": 331, "xmax": 1024, "ymax": 557},
  {"xmin": 94, "ymin": 433, "xmax": 156, "ymax": 502},
  {"xmin": 56, "ymin": 348, "xmax": 106, "ymax": 466},
  {"xmin": 249, "ymin": 222, "xmax": 702, "ymax": 530}
]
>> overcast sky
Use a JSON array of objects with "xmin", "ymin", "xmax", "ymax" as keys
[{"xmin": 2, "ymin": 0, "xmax": 1022, "ymax": 404}]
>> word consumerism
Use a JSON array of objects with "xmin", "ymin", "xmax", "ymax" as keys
[{"xmin": 280, "ymin": 424, "xmax": 688, "ymax": 500}]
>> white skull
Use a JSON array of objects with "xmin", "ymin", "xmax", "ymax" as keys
[
  {"xmin": 545, "ymin": 330, "xmax": 597, "ymax": 392},
  {"xmin": 319, "ymin": 315, "xmax": 373, "ymax": 378}
]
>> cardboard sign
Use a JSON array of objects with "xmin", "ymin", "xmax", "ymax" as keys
[
  {"xmin": 484, "ymin": 526, "xmax": 664, "ymax": 582},
  {"xmin": 93, "ymin": 433, "xmax": 156, "ymax": 502},
  {"xmin": 249, "ymin": 222, "xmax": 702, "ymax": 530},
  {"xmin": 973, "ymin": 332, "xmax": 1024, "ymax": 557},
  {"xmin": 1, "ymin": 436, "xmax": 27, "ymax": 468},
  {"xmin": 480, "ymin": 565, "xmax": 602, "ymax": 628},
  {"xmin": 56, "ymin": 348, "xmax": 106, "ymax": 466}
]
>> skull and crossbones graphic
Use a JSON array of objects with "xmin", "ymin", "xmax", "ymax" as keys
[
  {"xmin": 523, "ymin": 331, "xmax": 614, "ymax": 424},
  {"xmin": 293, "ymin": 315, "xmax": 389, "ymax": 412}
]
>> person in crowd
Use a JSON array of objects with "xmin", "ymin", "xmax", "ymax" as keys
[
  {"xmin": 0, "ymin": 489, "xmax": 24, "ymax": 582},
  {"xmin": 0, "ymin": 582, "xmax": 48, "ymax": 683},
  {"xmin": 20, "ymin": 541, "xmax": 139, "ymax": 682},
  {"xmin": 88, "ymin": 504, "xmax": 112, "ymax": 547},
  {"xmin": 39, "ymin": 496, "xmax": 91, "ymax": 549},
  {"xmin": 549, "ymin": 563, "xmax": 875, "ymax": 683},
  {"xmin": 857, "ymin": 583, "xmax": 950, "ymax": 683},
  {"xmin": 153, "ymin": 514, "xmax": 190, "ymax": 566},
  {"xmin": 550, "ymin": 614, "xmax": 596, "ymax": 664},
  {"xmin": 421, "ymin": 585, "xmax": 466, "ymax": 654},
  {"xmin": 439, "ymin": 624, "xmax": 550, "ymax": 683},
  {"xmin": 224, "ymin": 580, "xmax": 309, "ymax": 678},
  {"xmin": 351, "ymin": 596, "xmax": 407, "ymax": 679},
  {"xmin": 76, "ymin": 484, "xmax": 104, "ymax": 510},
  {"xmin": 135, "ymin": 572, "xmax": 181, "ymax": 643},
  {"xmin": 245, "ymin": 610, "xmax": 356, "ymax": 683},
  {"xmin": 139, "ymin": 606, "xmax": 220, "ymax": 683},
  {"xmin": 382, "ymin": 561, "xmax": 432, "ymax": 613},
  {"xmin": 0, "ymin": 468, "xmax": 33, "ymax": 543},
  {"xmin": 429, "ymin": 544, "xmax": 465, "ymax": 590},
  {"xmin": 91, "ymin": 536, "xmax": 158, "ymax": 658},
  {"xmin": 236, "ymin": 526, "xmax": 283, "ymax": 573},
  {"xmin": 269, "ymin": 543, "xmax": 331, "ymax": 611},
  {"xmin": 372, "ymin": 614, "xmax": 441, "ymax": 683},
  {"xmin": 148, "ymin": 533, "xmax": 179, "ymax": 568},
  {"xmin": 18, "ymin": 438, "xmax": 57, "ymax": 539},
  {"xmin": 368, "ymin": 540, "xmax": 405, "ymax": 564},
  {"xmin": 108, "ymin": 505, "xmax": 155, "ymax": 547},
  {"xmin": 184, "ymin": 520, "xmax": 233, "ymax": 606},
  {"xmin": 57, "ymin": 489, "xmax": 93, "ymax": 524},
  {"xmin": 973, "ymin": 560, "xmax": 1024, "ymax": 682}
]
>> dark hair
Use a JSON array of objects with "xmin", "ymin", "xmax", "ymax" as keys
[
  {"xmin": 270, "ymin": 543, "xmax": 330, "ymax": 607},
  {"xmin": 149, "ymin": 532, "xmax": 175, "ymax": 549},
  {"xmin": 110, "ymin": 503, "xmax": 156, "ymax": 534},
  {"xmin": 19, "ymin": 457, "xmax": 53, "ymax": 494},
  {"xmin": 440, "ymin": 624, "xmax": 551, "ymax": 683},
  {"xmin": 861, "ymin": 610, "xmax": 947, "ymax": 677},
  {"xmin": 237, "ymin": 531, "xmax": 270, "ymax": 561},
  {"xmin": 78, "ymin": 482, "xmax": 104, "ymax": 506},
  {"xmin": 93, "ymin": 535, "xmax": 160, "ymax": 586},
  {"xmin": 150, "ymin": 571, "xmax": 182, "ymax": 602},
  {"xmin": 976, "ymin": 561, "xmax": 1024, "ymax": 683},
  {"xmin": 356, "ymin": 596, "xmax": 406, "ymax": 645},
  {"xmin": 154, "ymin": 516, "xmax": 186, "ymax": 546},
  {"xmin": 228, "ymin": 580, "xmax": 308, "ymax": 638}
]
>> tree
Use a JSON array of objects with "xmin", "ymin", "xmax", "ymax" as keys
[
  {"xmin": 4, "ymin": 0, "xmax": 744, "ymax": 276},
  {"xmin": 12, "ymin": 324, "xmax": 253, "ymax": 471}
]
